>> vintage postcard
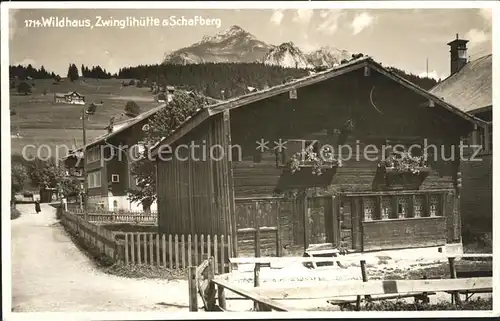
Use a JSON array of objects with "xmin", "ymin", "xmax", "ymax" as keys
[{"xmin": 2, "ymin": 1, "xmax": 498, "ymax": 319}]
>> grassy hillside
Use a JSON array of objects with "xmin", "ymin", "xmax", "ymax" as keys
[{"xmin": 10, "ymin": 77, "xmax": 162, "ymax": 157}]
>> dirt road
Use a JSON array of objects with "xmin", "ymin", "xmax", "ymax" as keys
[{"xmin": 11, "ymin": 204, "xmax": 189, "ymax": 312}]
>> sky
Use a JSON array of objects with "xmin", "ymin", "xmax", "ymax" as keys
[{"xmin": 9, "ymin": 8, "xmax": 492, "ymax": 80}]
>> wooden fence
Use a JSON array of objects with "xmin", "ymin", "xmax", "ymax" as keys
[
  {"xmin": 189, "ymin": 257, "xmax": 290, "ymax": 312},
  {"xmin": 60, "ymin": 210, "xmax": 119, "ymax": 260},
  {"xmin": 70, "ymin": 208, "xmax": 158, "ymax": 224},
  {"xmin": 223, "ymin": 254, "xmax": 493, "ymax": 311},
  {"xmin": 60, "ymin": 210, "xmax": 230, "ymax": 273},
  {"xmin": 117, "ymin": 233, "xmax": 231, "ymax": 273}
]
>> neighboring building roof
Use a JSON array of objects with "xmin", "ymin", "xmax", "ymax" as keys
[
  {"xmin": 54, "ymin": 91, "xmax": 84, "ymax": 98},
  {"xmin": 151, "ymin": 56, "xmax": 487, "ymax": 155},
  {"xmin": 63, "ymin": 90, "xmax": 219, "ymax": 158},
  {"xmin": 429, "ymin": 54, "xmax": 492, "ymax": 113}
]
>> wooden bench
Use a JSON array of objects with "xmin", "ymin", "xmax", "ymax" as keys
[
  {"xmin": 303, "ymin": 243, "xmax": 341, "ymax": 269},
  {"xmin": 445, "ymin": 269, "xmax": 493, "ymax": 301},
  {"xmin": 328, "ymin": 291, "xmax": 437, "ymax": 306},
  {"xmin": 445, "ymin": 288, "xmax": 493, "ymax": 302}
]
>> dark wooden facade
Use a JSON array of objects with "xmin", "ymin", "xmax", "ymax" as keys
[
  {"xmin": 83, "ymin": 118, "xmax": 150, "ymax": 210},
  {"xmin": 156, "ymin": 112, "xmax": 237, "ymax": 254},
  {"xmin": 154, "ymin": 59, "xmax": 481, "ymax": 257}
]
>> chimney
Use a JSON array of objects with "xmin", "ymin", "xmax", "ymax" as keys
[{"xmin": 447, "ymin": 33, "xmax": 469, "ymax": 75}]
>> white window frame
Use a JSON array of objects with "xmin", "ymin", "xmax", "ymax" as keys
[
  {"xmin": 95, "ymin": 171, "xmax": 101, "ymax": 188},
  {"xmin": 87, "ymin": 146, "xmax": 102, "ymax": 164},
  {"xmin": 87, "ymin": 171, "xmax": 102, "ymax": 189},
  {"xmin": 88, "ymin": 173, "xmax": 95, "ymax": 188},
  {"xmin": 111, "ymin": 174, "xmax": 120, "ymax": 183}
]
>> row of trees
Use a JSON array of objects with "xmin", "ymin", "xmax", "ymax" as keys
[
  {"xmin": 387, "ymin": 67, "xmax": 438, "ymax": 90},
  {"xmin": 116, "ymin": 61, "xmax": 438, "ymax": 99},
  {"xmin": 11, "ymin": 155, "xmax": 81, "ymax": 200},
  {"xmin": 81, "ymin": 64, "xmax": 113, "ymax": 79},
  {"xmin": 66, "ymin": 63, "xmax": 115, "ymax": 82},
  {"xmin": 117, "ymin": 63, "xmax": 309, "ymax": 100},
  {"xmin": 9, "ymin": 64, "xmax": 59, "ymax": 80}
]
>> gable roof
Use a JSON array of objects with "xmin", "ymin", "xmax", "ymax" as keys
[
  {"xmin": 54, "ymin": 91, "xmax": 84, "ymax": 98},
  {"xmin": 151, "ymin": 56, "xmax": 487, "ymax": 155},
  {"xmin": 62, "ymin": 91, "xmax": 220, "ymax": 159},
  {"xmin": 429, "ymin": 54, "xmax": 492, "ymax": 113}
]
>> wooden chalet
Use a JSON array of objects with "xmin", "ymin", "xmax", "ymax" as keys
[
  {"xmin": 54, "ymin": 91, "xmax": 85, "ymax": 105},
  {"xmin": 430, "ymin": 35, "xmax": 492, "ymax": 236},
  {"xmin": 151, "ymin": 56, "xmax": 487, "ymax": 257}
]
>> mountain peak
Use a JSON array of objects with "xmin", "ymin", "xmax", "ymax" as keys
[
  {"xmin": 163, "ymin": 25, "xmax": 271, "ymax": 65},
  {"xmin": 198, "ymin": 25, "xmax": 253, "ymax": 44},
  {"xmin": 264, "ymin": 42, "xmax": 313, "ymax": 69},
  {"xmin": 227, "ymin": 25, "xmax": 245, "ymax": 33},
  {"xmin": 162, "ymin": 26, "xmax": 352, "ymax": 69}
]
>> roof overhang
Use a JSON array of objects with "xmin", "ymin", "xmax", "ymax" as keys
[{"xmin": 469, "ymin": 105, "xmax": 492, "ymax": 116}]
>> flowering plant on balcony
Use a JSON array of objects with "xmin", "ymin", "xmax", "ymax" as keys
[
  {"xmin": 288, "ymin": 144, "xmax": 342, "ymax": 176},
  {"xmin": 378, "ymin": 151, "xmax": 429, "ymax": 175}
]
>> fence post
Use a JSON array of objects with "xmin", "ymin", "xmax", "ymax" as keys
[
  {"xmin": 206, "ymin": 257, "xmax": 217, "ymax": 311},
  {"xmin": 361, "ymin": 260, "xmax": 371, "ymax": 303},
  {"xmin": 217, "ymin": 285, "xmax": 227, "ymax": 311},
  {"xmin": 355, "ymin": 259, "xmax": 369, "ymax": 310},
  {"xmin": 188, "ymin": 266, "xmax": 198, "ymax": 312},
  {"xmin": 448, "ymin": 257, "xmax": 461, "ymax": 304},
  {"xmin": 254, "ymin": 202, "xmax": 263, "ymax": 311}
]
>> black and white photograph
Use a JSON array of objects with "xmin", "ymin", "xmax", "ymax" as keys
[{"xmin": 2, "ymin": 1, "xmax": 498, "ymax": 318}]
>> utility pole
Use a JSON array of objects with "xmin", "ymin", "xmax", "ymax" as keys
[
  {"xmin": 81, "ymin": 103, "xmax": 88, "ymax": 220},
  {"xmin": 426, "ymin": 58, "xmax": 429, "ymax": 78}
]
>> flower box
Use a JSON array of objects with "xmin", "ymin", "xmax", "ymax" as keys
[
  {"xmin": 384, "ymin": 166, "xmax": 431, "ymax": 175},
  {"xmin": 294, "ymin": 160, "xmax": 338, "ymax": 169},
  {"xmin": 382, "ymin": 167, "xmax": 431, "ymax": 190}
]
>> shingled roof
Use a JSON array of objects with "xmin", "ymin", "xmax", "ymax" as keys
[{"xmin": 429, "ymin": 54, "xmax": 492, "ymax": 114}]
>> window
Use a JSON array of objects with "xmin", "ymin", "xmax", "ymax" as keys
[
  {"xmin": 381, "ymin": 197, "xmax": 392, "ymax": 219},
  {"xmin": 88, "ymin": 173, "xmax": 94, "ymax": 188},
  {"xmin": 429, "ymin": 194, "xmax": 442, "ymax": 217},
  {"xmin": 363, "ymin": 197, "xmax": 376, "ymax": 221},
  {"xmin": 135, "ymin": 177, "xmax": 141, "ymax": 185},
  {"xmin": 111, "ymin": 174, "xmax": 120, "ymax": 183},
  {"xmin": 87, "ymin": 171, "xmax": 102, "ymax": 189},
  {"xmin": 86, "ymin": 146, "xmax": 101, "ymax": 164},
  {"xmin": 396, "ymin": 196, "xmax": 409, "ymax": 219}
]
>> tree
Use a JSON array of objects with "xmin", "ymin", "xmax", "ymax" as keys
[
  {"xmin": 127, "ymin": 149, "xmax": 156, "ymax": 212},
  {"xmin": 26, "ymin": 158, "xmax": 66, "ymax": 190},
  {"xmin": 59, "ymin": 176, "xmax": 82, "ymax": 198},
  {"xmin": 17, "ymin": 82, "xmax": 31, "ymax": 95},
  {"xmin": 67, "ymin": 63, "xmax": 79, "ymax": 82},
  {"xmin": 11, "ymin": 163, "xmax": 29, "ymax": 198},
  {"xmin": 124, "ymin": 101, "xmax": 141, "ymax": 117},
  {"xmin": 127, "ymin": 91, "xmax": 212, "ymax": 210}
]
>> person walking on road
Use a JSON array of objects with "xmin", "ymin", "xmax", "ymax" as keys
[{"xmin": 34, "ymin": 200, "xmax": 41, "ymax": 214}]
